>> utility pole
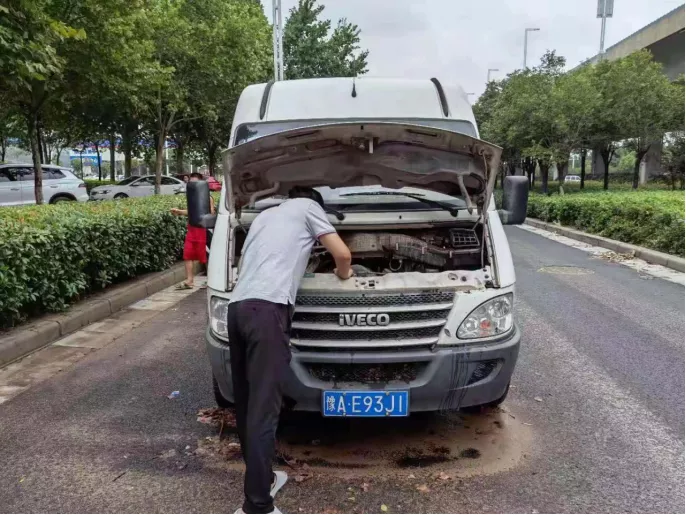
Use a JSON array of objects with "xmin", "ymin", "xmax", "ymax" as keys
[
  {"xmin": 597, "ymin": 0, "xmax": 614, "ymax": 58},
  {"xmin": 165, "ymin": 142, "xmax": 169, "ymax": 176},
  {"xmin": 523, "ymin": 27, "xmax": 540, "ymax": 69},
  {"xmin": 272, "ymin": 0, "xmax": 284, "ymax": 81},
  {"xmin": 487, "ymin": 68, "xmax": 499, "ymax": 82}
]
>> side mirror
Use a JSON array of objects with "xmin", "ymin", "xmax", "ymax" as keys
[
  {"xmin": 498, "ymin": 176, "xmax": 529, "ymax": 225},
  {"xmin": 186, "ymin": 180, "xmax": 216, "ymax": 228}
]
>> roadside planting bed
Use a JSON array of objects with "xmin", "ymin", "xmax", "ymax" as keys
[
  {"xmin": 0, "ymin": 196, "xmax": 188, "ymax": 328},
  {"xmin": 526, "ymin": 187, "xmax": 684, "ymax": 257}
]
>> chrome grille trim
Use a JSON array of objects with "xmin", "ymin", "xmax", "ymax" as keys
[{"xmin": 295, "ymin": 291, "xmax": 456, "ymax": 307}]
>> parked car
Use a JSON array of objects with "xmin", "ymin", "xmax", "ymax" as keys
[
  {"xmin": 0, "ymin": 164, "xmax": 88, "ymax": 206},
  {"xmin": 197, "ymin": 77, "xmax": 529, "ymax": 416},
  {"xmin": 89, "ymin": 175, "xmax": 186, "ymax": 200},
  {"xmin": 565, "ymin": 175, "xmax": 581, "ymax": 183}
]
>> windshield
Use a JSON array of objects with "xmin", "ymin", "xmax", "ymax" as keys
[
  {"xmin": 247, "ymin": 185, "xmax": 467, "ymax": 212},
  {"xmin": 116, "ymin": 177, "xmax": 138, "ymax": 186},
  {"xmin": 234, "ymin": 118, "xmax": 477, "ymax": 146}
]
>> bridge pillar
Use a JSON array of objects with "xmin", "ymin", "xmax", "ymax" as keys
[{"xmin": 639, "ymin": 138, "xmax": 663, "ymax": 184}]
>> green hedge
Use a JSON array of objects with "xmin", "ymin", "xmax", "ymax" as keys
[
  {"xmin": 84, "ymin": 179, "xmax": 116, "ymax": 193},
  {"xmin": 527, "ymin": 191, "xmax": 685, "ymax": 257},
  {"xmin": 0, "ymin": 196, "xmax": 188, "ymax": 328}
]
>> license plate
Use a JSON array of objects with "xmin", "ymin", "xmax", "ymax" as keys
[{"xmin": 322, "ymin": 391, "xmax": 409, "ymax": 417}]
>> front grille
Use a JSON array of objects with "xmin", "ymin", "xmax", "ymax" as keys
[
  {"xmin": 293, "ymin": 309, "xmax": 451, "ymax": 324},
  {"xmin": 292, "ymin": 326, "xmax": 440, "ymax": 341},
  {"xmin": 307, "ymin": 362, "xmax": 426, "ymax": 383},
  {"xmin": 295, "ymin": 291, "xmax": 455, "ymax": 307},
  {"xmin": 292, "ymin": 290, "xmax": 455, "ymax": 349}
]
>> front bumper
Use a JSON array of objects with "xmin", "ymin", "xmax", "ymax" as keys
[{"xmin": 206, "ymin": 325, "xmax": 520, "ymax": 412}]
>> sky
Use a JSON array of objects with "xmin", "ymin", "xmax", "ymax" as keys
[{"xmin": 261, "ymin": 0, "xmax": 684, "ymax": 99}]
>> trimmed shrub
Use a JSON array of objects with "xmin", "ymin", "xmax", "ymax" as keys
[
  {"xmin": 527, "ymin": 191, "xmax": 684, "ymax": 257},
  {"xmin": 0, "ymin": 196, "xmax": 188, "ymax": 328}
]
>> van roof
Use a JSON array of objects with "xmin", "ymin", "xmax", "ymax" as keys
[{"xmin": 231, "ymin": 77, "xmax": 478, "ymax": 139}]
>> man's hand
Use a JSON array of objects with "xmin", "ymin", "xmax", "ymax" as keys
[
  {"xmin": 170, "ymin": 208, "xmax": 187, "ymax": 216},
  {"xmin": 334, "ymin": 267, "xmax": 354, "ymax": 280},
  {"xmin": 319, "ymin": 233, "xmax": 352, "ymax": 280}
]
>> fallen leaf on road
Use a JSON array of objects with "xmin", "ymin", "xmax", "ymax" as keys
[
  {"xmin": 159, "ymin": 449, "xmax": 177, "ymax": 459},
  {"xmin": 380, "ymin": 504, "xmax": 388, "ymax": 512},
  {"xmin": 348, "ymin": 497, "xmax": 356, "ymax": 501},
  {"xmin": 436, "ymin": 472, "xmax": 452, "ymax": 481},
  {"xmin": 523, "ymin": 422, "xmax": 533, "ymax": 426},
  {"xmin": 294, "ymin": 472, "xmax": 313, "ymax": 483},
  {"xmin": 19, "ymin": 477, "xmax": 24, "ymax": 483},
  {"xmin": 408, "ymin": 473, "xmax": 416, "ymax": 479},
  {"xmin": 361, "ymin": 482, "xmax": 370, "ymax": 492},
  {"xmin": 417, "ymin": 484, "xmax": 431, "ymax": 493},
  {"xmin": 534, "ymin": 397, "xmax": 543, "ymax": 402}
]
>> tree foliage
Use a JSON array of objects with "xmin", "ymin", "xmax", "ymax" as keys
[{"xmin": 283, "ymin": 0, "xmax": 368, "ymax": 80}]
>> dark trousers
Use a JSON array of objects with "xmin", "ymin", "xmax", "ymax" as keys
[{"xmin": 226, "ymin": 299, "xmax": 292, "ymax": 514}]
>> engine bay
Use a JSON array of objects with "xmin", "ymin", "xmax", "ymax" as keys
[{"xmin": 306, "ymin": 225, "xmax": 486, "ymax": 276}]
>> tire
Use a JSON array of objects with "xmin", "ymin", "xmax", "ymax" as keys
[
  {"xmin": 461, "ymin": 382, "xmax": 510, "ymax": 413},
  {"xmin": 49, "ymin": 195, "xmax": 75, "ymax": 204},
  {"xmin": 213, "ymin": 375, "xmax": 234, "ymax": 408},
  {"xmin": 114, "ymin": 193, "xmax": 128, "ymax": 200}
]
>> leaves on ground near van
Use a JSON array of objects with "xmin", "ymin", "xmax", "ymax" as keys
[
  {"xmin": 534, "ymin": 397, "xmax": 543, "ymax": 403},
  {"xmin": 361, "ymin": 482, "xmax": 370, "ymax": 492},
  {"xmin": 196, "ymin": 407, "xmax": 236, "ymax": 428},
  {"xmin": 380, "ymin": 504, "xmax": 389, "ymax": 512},
  {"xmin": 435, "ymin": 472, "xmax": 452, "ymax": 481},
  {"xmin": 295, "ymin": 472, "xmax": 313, "ymax": 483},
  {"xmin": 416, "ymin": 484, "xmax": 431, "ymax": 493}
]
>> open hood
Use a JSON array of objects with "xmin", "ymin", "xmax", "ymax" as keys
[{"xmin": 225, "ymin": 122, "xmax": 502, "ymax": 216}]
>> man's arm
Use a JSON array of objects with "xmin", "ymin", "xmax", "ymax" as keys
[
  {"xmin": 170, "ymin": 208, "xmax": 187, "ymax": 216},
  {"xmin": 319, "ymin": 233, "xmax": 353, "ymax": 280}
]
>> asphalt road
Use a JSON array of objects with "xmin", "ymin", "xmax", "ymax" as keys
[{"xmin": 0, "ymin": 226, "xmax": 683, "ymax": 514}]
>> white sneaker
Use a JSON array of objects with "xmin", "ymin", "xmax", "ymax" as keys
[{"xmin": 271, "ymin": 471, "xmax": 288, "ymax": 498}]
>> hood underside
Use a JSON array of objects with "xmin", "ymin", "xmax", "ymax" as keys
[{"xmin": 225, "ymin": 122, "xmax": 502, "ymax": 214}]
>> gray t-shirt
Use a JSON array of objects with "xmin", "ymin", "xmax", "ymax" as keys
[{"xmin": 229, "ymin": 198, "xmax": 336, "ymax": 306}]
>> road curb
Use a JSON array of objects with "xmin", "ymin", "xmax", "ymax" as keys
[
  {"xmin": 524, "ymin": 218, "xmax": 685, "ymax": 273},
  {"xmin": 0, "ymin": 262, "xmax": 190, "ymax": 368}
]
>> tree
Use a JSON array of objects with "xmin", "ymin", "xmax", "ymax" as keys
[
  {"xmin": 283, "ymin": 0, "xmax": 368, "ymax": 80},
  {"xmin": 662, "ymin": 132, "xmax": 685, "ymax": 190},
  {"xmin": 0, "ymin": 0, "xmax": 85, "ymax": 203},
  {"xmin": 603, "ymin": 51, "xmax": 679, "ymax": 188}
]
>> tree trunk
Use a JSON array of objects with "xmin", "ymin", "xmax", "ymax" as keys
[
  {"xmin": 93, "ymin": 141, "xmax": 102, "ymax": 180},
  {"xmin": 600, "ymin": 147, "xmax": 613, "ymax": 190},
  {"xmin": 109, "ymin": 132, "xmax": 116, "ymax": 181},
  {"xmin": 539, "ymin": 161, "xmax": 550, "ymax": 194},
  {"xmin": 122, "ymin": 125, "xmax": 132, "ymax": 178},
  {"xmin": 26, "ymin": 114, "xmax": 44, "ymax": 204},
  {"xmin": 208, "ymin": 145, "xmax": 217, "ymax": 177},
  {"xmin": 580, "ymin": 149, "xmax": 587, "ymax": 190},
  {"xmin": 1, "ymin": 136, "xmax": 6, "ymax": 162},
  {"xmin": 154, "ymin": 131, "xmax": 166, "ymax": 194},
  {"xmin": 632, "ymin": 147, "xmax": 649, "ymax": 189},
  {"xmin": 35, "ymin": 124, "xmax": 43, "ymax": 166},
  {"xmin": 176, "ymin": 141, "xmax": 185, "ymax": 175},
  {"xmin": 556, "ymin": 160, "xmax": 568, "ymax": 195}
]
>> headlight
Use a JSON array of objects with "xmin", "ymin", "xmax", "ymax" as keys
[
  {"xmin": 209, "ymin": 296, "xmax": 229, "ymax": 339},
  {"xmin": 457, "ymin": 293, "xmax": 513, "ymax": 339},
  {"xmin": 100, "ymin": 189, "xmax": 111, "ymax": 194}
]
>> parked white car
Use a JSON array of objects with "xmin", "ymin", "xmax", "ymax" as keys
[
  {"xmin": 0, "ymin": 164, "xmax": 88, "ymax": 206},
  {"xmin": 89, "ymin": 175, "xmax": 186, "ymax": 200},
  {"xmin": 565, "ymin": 175, "xmax": 581, "ymax": 183}
]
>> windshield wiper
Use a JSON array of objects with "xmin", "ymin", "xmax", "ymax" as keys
[
  {"xmin": 324, "ymin": 205, "xmax": 345, "ymax": 221},
  {"xmin": 339, "ymin": 191, "xmax": 462, "ymax": 217}
]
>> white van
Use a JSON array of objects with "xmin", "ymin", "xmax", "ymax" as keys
[{"xmin": 189, "ymin": 78, "xmax": 529, "ymax": 416}]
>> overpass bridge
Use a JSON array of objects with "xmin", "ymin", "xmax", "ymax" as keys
[{"xmin": 574, "ymin": 4, "xmax": 684, "ymax": 182}]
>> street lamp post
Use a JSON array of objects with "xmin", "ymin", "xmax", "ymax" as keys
[
  {"xmin": 523, "ymin": 28, "xmax": 540, "ymax": 69},
  {"xmin": 272, "ymin": 0, "xmax": 284, "ymax": 81},
  {"xmin": 597, "ymin": 0, "xmax": 614, "ymax": 57},
  {"xmin": 487, "ymin": 68, "xmax": 499, "ymax": 82}
]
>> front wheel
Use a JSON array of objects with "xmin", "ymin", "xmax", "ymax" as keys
[
  {"xmin": 114, "ymin": 193, "xmax": 128, "ymax": 200},
  {"xmin": 213, "ymin": 375, "xmax": 234, "ymax": 408}
]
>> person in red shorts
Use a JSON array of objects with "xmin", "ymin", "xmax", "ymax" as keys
[{"xmin": 170, "ymin": 173, "xmax": 215, "ymax": 289}]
